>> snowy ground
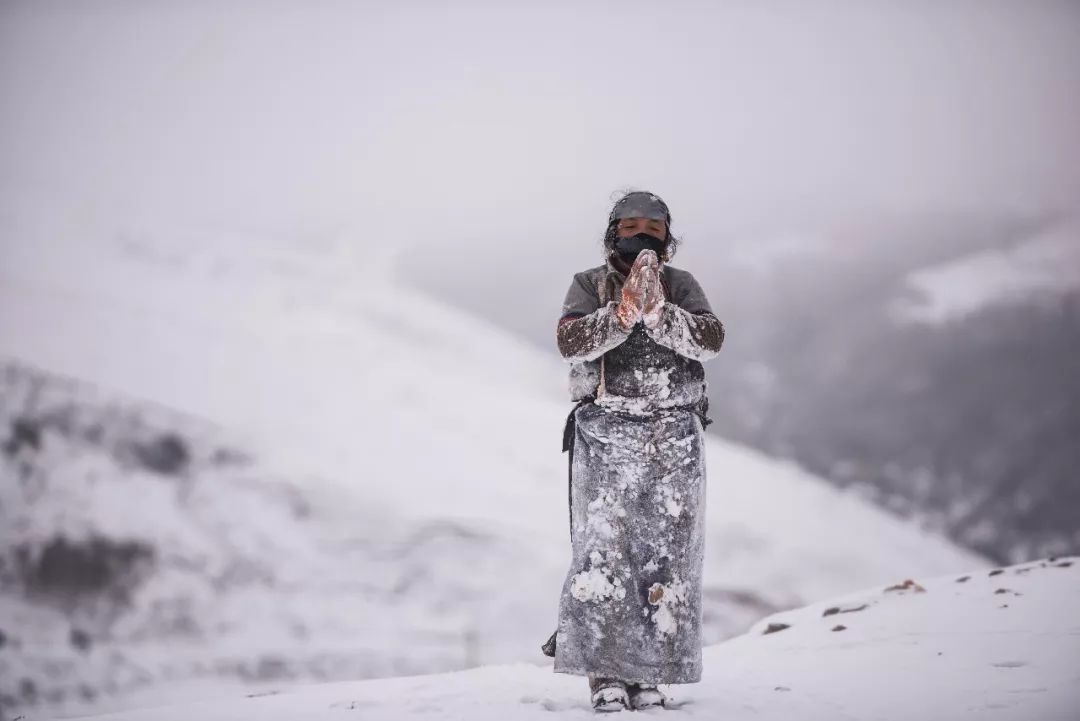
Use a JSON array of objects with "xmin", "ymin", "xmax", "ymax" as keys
[
  {"xmin": 53, "ymin": 556, "xmax": 1080, "ymax": 721},
  {"xmin": 1, "ymin": 221, "xmax": 985, "ymax": 716}
]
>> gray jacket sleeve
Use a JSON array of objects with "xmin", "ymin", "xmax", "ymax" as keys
[
  {"xmin": 556, "ymin": 272, "xmax": 632, "ymax": 361},
  {"xmin": 645, "ymin": 271, "xmax": 725, "ymax": 361}
]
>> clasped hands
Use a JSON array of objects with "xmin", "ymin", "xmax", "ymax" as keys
[{"xmin": 615, "ymin": 250, "xmax": 665, "ymax": 331}]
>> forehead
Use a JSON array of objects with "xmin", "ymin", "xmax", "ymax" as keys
[{"xmin": 617, "ymin": 216, "xmax": 666, "ymax": 224}]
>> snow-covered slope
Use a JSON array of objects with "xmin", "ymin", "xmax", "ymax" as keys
[
  {"xmin": 68, "ymin": 556, "xmax": 1080, "ymax": 721},
  {"xmin": 890, "ymin": 218, "xmax": 1080, "ymax": 324},
  {"xmin": 0, "ymin": 221, "xmax": 985, "ymax": 716}
]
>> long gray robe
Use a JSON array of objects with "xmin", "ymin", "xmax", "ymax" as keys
[
  {"xmin": 554, "ymin": 401, "xmax": 707, "ymax": 683},
  {"xmin": 552, "ymin": 259, "xmax": 723, "ymax": 685}
]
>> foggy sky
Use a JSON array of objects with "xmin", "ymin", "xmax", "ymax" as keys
[
  {"xmin": 1, "ymin": 1, "xmax": 1078, "ymax": 352},
  {"xmin": 2, "ymin": 1, "xmax": 1077, "ymax": 237}
]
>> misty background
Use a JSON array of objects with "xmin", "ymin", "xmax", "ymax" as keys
[
  {"xmin": 10, "ymin": 0, "xmax": 1075, "ymax": 562},
  {"xmin": 1, "ymin": 0, "xmax": 1079, "ymax": 714},
  {"xmin": 4, "ymin": 1, "xmax": 1080, "ymax": 550},
  {"xmin": 4, "ymin": 1, "xmax": 1080, "ymax": 554}
]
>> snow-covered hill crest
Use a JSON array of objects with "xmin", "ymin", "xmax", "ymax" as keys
[{"xmin": 891, "ymin": 218, "xmax": 1080, "ymax": 324}]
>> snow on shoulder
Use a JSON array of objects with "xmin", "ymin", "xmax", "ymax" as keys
[{"xmin": 76, "ymin": 556, "xmax": 1079, "ymax": 721}]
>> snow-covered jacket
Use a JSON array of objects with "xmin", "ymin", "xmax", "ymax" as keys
[{"xmin": 556, "ymin": 259, "xmax": 724, "ymax": 416}]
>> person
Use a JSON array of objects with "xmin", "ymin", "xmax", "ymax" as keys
[{"xmin": 550, "ymin": 190, "xmax": 724, "ymax": 712}]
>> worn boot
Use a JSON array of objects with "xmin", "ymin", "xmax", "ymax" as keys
[
  {"xmin": 588, "ymin": 675, "xmax": 629, "ymax": 712},
  {"xmin": 626, "ymin": 682, "xmax": 666, "ymax": 710}
]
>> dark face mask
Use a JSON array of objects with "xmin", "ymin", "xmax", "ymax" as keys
[{"xmin": 614, "ymin": 232, "xmax": 666, "ymax": 263}]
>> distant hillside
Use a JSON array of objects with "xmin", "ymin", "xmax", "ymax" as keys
[
  {"xmin": 706, "ymin": 215, "xmax": 1080, "ymax": 564},
  {"xmin": 0, "ymin": 226, "xmax": 981, "ymax": 717}
]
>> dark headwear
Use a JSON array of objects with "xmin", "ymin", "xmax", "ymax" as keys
[{"xmin": 608, "ymin": 191, "xmax": 671, "ymax": 225}]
